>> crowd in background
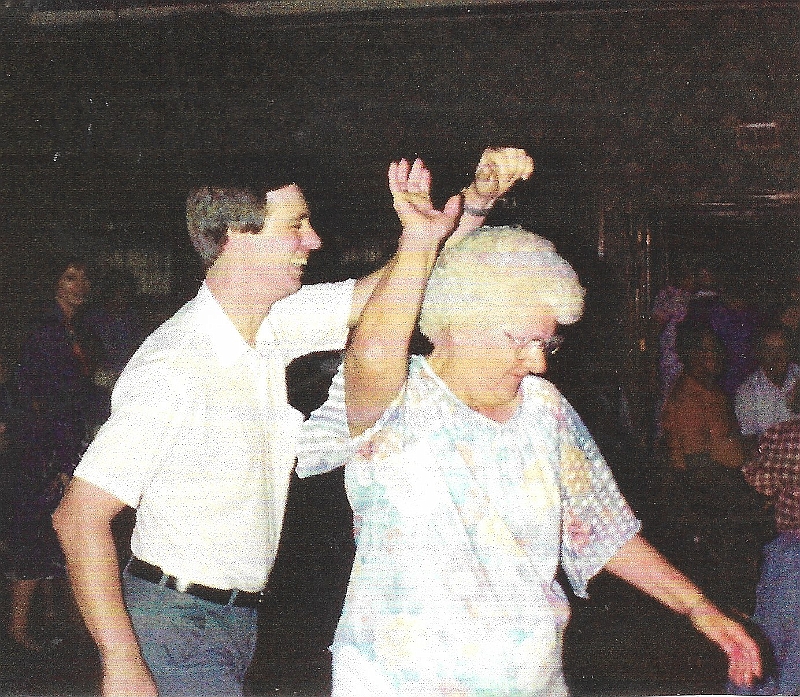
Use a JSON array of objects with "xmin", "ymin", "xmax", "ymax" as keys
[
  {"xmin": 649, "ymin": 258, "xmax": 800, "ymax": 694},
  {"xmin": 0, "ymin": 244, "xmax": 799, "ymax": 694}
]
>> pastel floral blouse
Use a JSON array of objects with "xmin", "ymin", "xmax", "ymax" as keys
[{"xmin": 296, "ymin": 356, "xmax": 640, "ymax": 696}]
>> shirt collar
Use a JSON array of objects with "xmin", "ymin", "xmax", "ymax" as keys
[{"xmin": 195, "ymin": 282, "xmax": 254, "ymax": 367}]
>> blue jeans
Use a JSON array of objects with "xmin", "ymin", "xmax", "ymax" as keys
[
  {"xmin": 122, "ymin": 569, "xmax": 258, "ymax": 696},
  {"xmin": 730, "ymin": 532, "xmax": 800, "ymax": 696}
]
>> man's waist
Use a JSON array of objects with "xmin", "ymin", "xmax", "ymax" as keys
[{"xmin": 126, "ymin": 557, "xmax": 265, "ymax": 608}]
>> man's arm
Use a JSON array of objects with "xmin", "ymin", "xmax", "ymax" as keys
[
  {"xmin": 604, "ymin": 534, "xmax": 762, "ymax": 688},
  {"xmin": 348, "ymin": 147, "xmax": 533, "ymax": 327},
  {"xmin": 53, "ymin": 478, "xmax": 157, "ymax": 697}
]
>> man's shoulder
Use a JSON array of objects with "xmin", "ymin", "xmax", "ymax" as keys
[{"xmin": 123, "ymin": 300, "xmax": 213, "ymax": 375}]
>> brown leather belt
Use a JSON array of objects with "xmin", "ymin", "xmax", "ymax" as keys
[{"xmin": 127, "ymin": 557, "xmax": 263, "ymax": 608}]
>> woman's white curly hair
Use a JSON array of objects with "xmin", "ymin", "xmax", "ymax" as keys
[{"xmin": 419, "ymin": 225, "xmax": 585, "ymax": 344}]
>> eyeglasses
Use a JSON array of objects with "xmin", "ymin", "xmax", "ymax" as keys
[{"xmin": 505, "ymin": 333, "xmax": 564, "ymax": 356}]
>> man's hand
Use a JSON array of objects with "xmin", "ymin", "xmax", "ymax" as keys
[
  {"xmin": 388, "ymin": 158, "xmax": 461, "ymax": 248},
  {"xmin": 689, "ymin": 604, "xmax": 763, "ymax": 688},
  {"xmin": 462, "ymin": 147, "xmax": 534, "ymax": 211}
]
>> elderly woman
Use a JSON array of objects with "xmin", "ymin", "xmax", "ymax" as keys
[{"xmin": 296, "ymin": 160, "xmax": 762, "ymax": 696}]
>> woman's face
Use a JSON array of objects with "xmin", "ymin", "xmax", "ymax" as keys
[
  {"xmin": 434, "ymin": 300, "xmax": 558, "ymax": 410},
  {"xmin": 56, "ymin": 264, "xmax": 90, "ymax": 310}
]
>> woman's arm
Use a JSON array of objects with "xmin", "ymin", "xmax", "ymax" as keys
[
  {"xmin": 604, "ymin": 534, "xmax": 761, "ymax": 688},
  {"xmin": 345, "ymin": 159, "xmax": 461, "ymax": 437}
]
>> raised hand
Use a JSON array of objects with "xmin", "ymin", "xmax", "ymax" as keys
[
  {"xmin": 462, "ymin": 147, "xmax": 534, "ymax": 212},
  {"xmin": 388, "ymin": 158, "xmax": 461, "ymax": 248}
]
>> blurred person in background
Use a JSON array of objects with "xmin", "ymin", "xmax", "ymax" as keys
[
  {"xmin": 735, "ymin": 324, "xmax": 800, "ymax": 456},
  {"xmin": 5, "ymin": 257, "xmax": 103, "ymax": 652}
]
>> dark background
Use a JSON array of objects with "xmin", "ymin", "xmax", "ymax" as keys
[
  {"xmin": 1, "ymin": 0, "xmax": 797, "ymax": 271},
  {"xmin": 0, "ymin": 1, "xmax": 798, "ymax": 695}
]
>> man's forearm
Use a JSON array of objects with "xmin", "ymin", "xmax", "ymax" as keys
[
  {"xmin": 57, "ymin": 517, "xmax": 140, "ymax": 658},
  {"xmin": 53, "ymin": 482, "xmax": 146, "ymax": 666}
]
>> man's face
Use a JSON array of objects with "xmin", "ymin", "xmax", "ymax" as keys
[{"xmin": 241, "ymin": 184, "xmax": 321, "ymax": 300}]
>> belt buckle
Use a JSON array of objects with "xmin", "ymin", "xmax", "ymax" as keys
[{"xmin": 174, "ymin": 577, "xmax": 191, "ymax": 593}]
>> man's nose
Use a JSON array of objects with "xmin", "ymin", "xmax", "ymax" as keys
[{"xmin": 302, "ymin": 222, "xmax": 322, "ymax": 250}]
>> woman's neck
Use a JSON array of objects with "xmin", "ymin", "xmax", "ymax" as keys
[{"xmin": 56, "ymin": 297, "xmax": 77, "ymax": 322}]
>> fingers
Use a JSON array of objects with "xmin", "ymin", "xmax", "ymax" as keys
[
  {"xmin": 407, "ymin": 158, "xmax": 431, "ymax": 195},
  {"xmin": 477, "ymin": 147, "xmax": 534, "ymax": 182},
  {"xmin": 389, "ymin": 158, "xmax": 431, "ymax": 198},
  {"xmin": 708, "ymin": 618, "xmax": 763, "ymax": 687},
  {"xmin": 442, "ymin": 193, "xmax": 462, "ymax": 220},
  {"xmin": 478, "ymin": 147, "xmax": 534, "ymax": 181},
  {"xmin": 474, "ymin": 147, "xmax": 534, "ymax": 199},
  {"xmin": 388, "ymin": 158, "xmax": 411, "ymax": 196}
]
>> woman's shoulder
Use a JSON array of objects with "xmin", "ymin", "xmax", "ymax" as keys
[{"xmin": 523, "ymin": 374, "xmax": 566, "ymax": 406}]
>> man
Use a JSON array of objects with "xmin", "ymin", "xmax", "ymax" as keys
[
  {"xmin": 52, "ymin": 149, "xmax": 533, "ymax": 697},
  {"xmin": 741, "ymin": 418, "xmax": 800, "ymax": 694},
  {"xmin": 735, "ymin": 324, "xmax": 800, "ymax": 454}
]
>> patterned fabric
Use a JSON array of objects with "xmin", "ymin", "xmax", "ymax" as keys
[
  {"xmin": 297, "ymin": 356, "xmax": 640, "ymax": 696},
  {"xmin": 743, "ymin": 419, "xmax": 800, "ymax": 532}
]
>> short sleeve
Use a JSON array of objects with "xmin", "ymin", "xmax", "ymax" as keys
[
  {"xmin": 295, "ymin": 362, "xmax": 406, "ymax": 479},
  {"xmin": 557, "ymin": 397, "xmax": 641, "ymax": 598},
  {"xmin": 73, "ymin": 361, "xmax": 186, "ymax": 508},
  {"xmin": 264, "ymin": 279, "xmax": 355, "ymax": 363}
]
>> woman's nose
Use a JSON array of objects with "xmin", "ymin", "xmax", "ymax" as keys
[{"xmin": 519, "ymin": 343, "xmax": 548, "ymax": 375}]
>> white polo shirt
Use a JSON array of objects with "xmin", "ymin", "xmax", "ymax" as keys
[{"xmin": 74, "ymin": 280, "xmax": 354, "ymax": 592}]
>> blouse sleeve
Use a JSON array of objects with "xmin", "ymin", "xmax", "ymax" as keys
[
  {"xmin": 295, "ymin": 361, "xmax": 408, "ymax": 480},
  {"xmin": 295, "ymin": 365, "xmax": 353, "ymax": 478},
  {"xmin": 557, "ymin": 396, "xmax": 641, "ymax": 598}
]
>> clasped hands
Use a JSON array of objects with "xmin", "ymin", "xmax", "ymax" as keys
[{"xmin": 388, "ymin": 147, "xmax": 534, "ymax": 246}]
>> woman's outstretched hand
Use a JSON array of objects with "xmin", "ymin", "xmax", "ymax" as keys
[
  {"xmin": 388, "ymin": 158, "xmax": 461, "ymax": 248},
  {"xmin": 690, "ymin": 604, "xmax": 763, "ymax": 688}
]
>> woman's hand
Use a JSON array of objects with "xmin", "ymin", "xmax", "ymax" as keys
[
  {"xmin": 389, "ymin": 158, "xmax": 461, "ymax": 248},
  {"xmin": 689, "ymin": 603, "xmax": 763, "ymax": 688}
]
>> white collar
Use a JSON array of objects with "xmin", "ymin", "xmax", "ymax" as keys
[{"xmin": 195, "ymin": 282, "xmax": 255, "ymax": 368}]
